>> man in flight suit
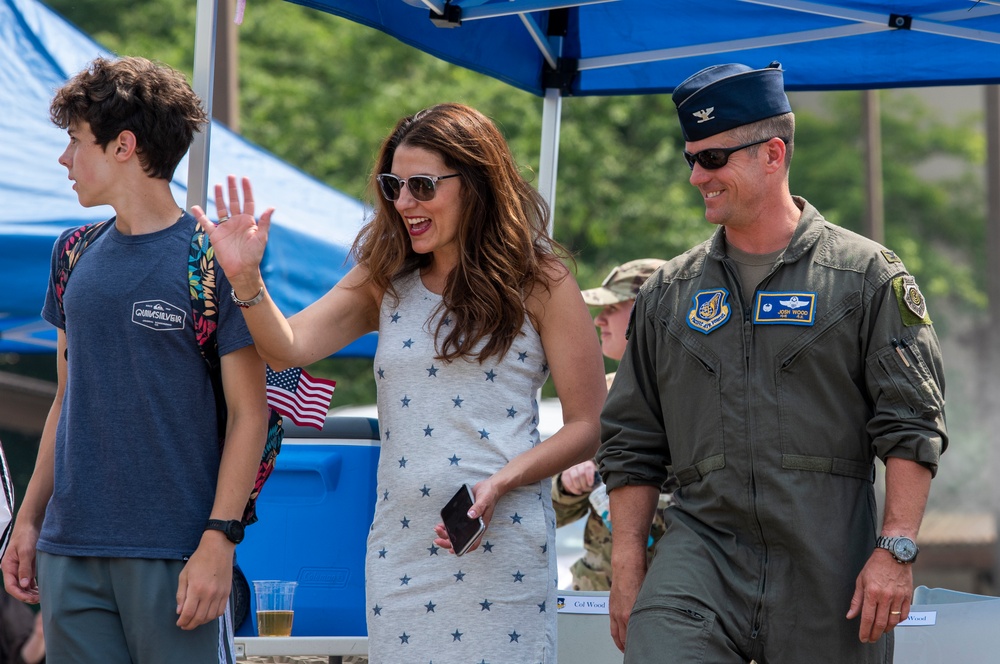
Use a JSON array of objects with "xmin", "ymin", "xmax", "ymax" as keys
[{"xmin": 597, "ymin": 62, "xmax": 947, "ymax": 664}]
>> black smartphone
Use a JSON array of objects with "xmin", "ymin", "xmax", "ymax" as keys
[{"xmin": 440, "ymin": 483, "xmax": 486, "ymax": 556}]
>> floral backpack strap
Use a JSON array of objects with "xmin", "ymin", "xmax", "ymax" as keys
[
  {"xmin": 188, "ymin": 227, "xmax": 220, "ymax": 370},
  {"xmin": 188, "ymin": 227, "xmax": 283, "ymax": 526},
  {"xmin": 188, "ymin": 228, "xmax": 226, "ymax": 441},
  {"xmin": 54, "ymin": 220, "xmax": 113, "ymax": 321}
]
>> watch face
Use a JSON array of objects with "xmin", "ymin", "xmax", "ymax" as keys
[
  {"xmin": 229, "ymin": 521, "xmax": 245, "ymax": 544},
  {"xmin": 893, "ymin": 537, "xmax": 917, "ymax": 561}
]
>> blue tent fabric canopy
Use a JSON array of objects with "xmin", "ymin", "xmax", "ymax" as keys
[
  {"xmin": 284, "ymin": 0, "xmax": 1000, "ymax": 96},
  {"xmin": 0, "ymin": 0, "xmax": 376, "ymax": 356},
  {"xmin": 223, "ymin": 1, "xmax": 999, "ymax": 238}
]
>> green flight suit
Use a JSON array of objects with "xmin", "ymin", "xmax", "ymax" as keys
[{"xmin": 598, "ymin": 198, "xmax": 947, "ymax": 664}]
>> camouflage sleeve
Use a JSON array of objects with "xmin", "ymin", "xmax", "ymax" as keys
[{"xmin": 551, "ymin": 473, "xmax": 593, "ymax": 528}]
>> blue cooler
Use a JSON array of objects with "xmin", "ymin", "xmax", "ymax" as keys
[{"xmin": 235, "ymin": 416, "xmax": 380, "ymax": 637}]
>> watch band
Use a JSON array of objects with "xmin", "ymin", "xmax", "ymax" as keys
[
  {"xmin": 231, "ymin": 286, "xmax": 265, "ymax": 309},
  {"xmin": 205, "ymin": 518, "xmax": 245, "ymax": 544}
]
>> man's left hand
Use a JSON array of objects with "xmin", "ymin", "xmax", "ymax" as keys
[{"xmin": 846, "ymin": 549, "xmax": 913, "ymax": 643}]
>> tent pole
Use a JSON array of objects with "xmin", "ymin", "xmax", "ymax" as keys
[
  {"xmin": 213, "ymin": 0, "xmax": 240, "ymax": 133},
  {"xmin": 987, "ymin": 86, "xmax": 1000, "ymax": 329},
  {"xmin": 985, "ymin": 84, "xmax": 1000, "ymax": 563},
  {"xmin": 539, "ymin": 87, "xmax": 562, "ymax": 237},
  {"xmin": 187, "ymin": 0, "xmax": 219, "ymax": 211},
  {"xmin": 861, "ymin": 89, "xmax": 884, "ymax": 244}
]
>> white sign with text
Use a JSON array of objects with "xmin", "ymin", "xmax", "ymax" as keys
[
  {"xmin": 898, "ymin": 611, "xmax": 937, "ymax": 626},
  {"xmin": 557, "ymin": 594, "xmax": 609, "ymax": 615}
]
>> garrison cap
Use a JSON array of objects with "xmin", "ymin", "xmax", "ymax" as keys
[
  {"xmin": 673, "ymin": 62, "xmax": 791, "ymax": 142},
  {"xmin": 581, "ymin": 258, "xmax": 667, "ymax": 306}
]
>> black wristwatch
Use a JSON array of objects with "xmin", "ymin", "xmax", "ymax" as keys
[
  {"xmin": 205, "ymin": 519, "xmax": 245, "ymax": 544},
  {"xmin": 875, "ymin": 535, "xmax": 919, "ymax": 564}
]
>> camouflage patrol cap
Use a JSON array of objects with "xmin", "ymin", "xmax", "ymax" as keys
[{"xmin": 581, "ymin": 259, "xmax": 667, "ymax": 306}]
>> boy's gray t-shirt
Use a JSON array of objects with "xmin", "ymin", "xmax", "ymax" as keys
[{"xmin": 38, "ymin": 214, "xmax": 254, "ymax": 559}]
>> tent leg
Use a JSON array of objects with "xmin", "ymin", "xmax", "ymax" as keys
[
  {"xmin": 187, "ymin": 0, "xmax": 220, "ymax": 211},
  {"xmin": 539, "ymin": 87, "xmax": 562, "ymax": 237},
  {"xmin": 861, "ymin": 89, "xmax": 884, "ymax": 244},
  {"xmin": 986, "ymin": 86, "xmax": 1000, "ymax": 529},
  {"xmin": 988, "ymin": 86, "xmax": 1000, "ymax": 328}
]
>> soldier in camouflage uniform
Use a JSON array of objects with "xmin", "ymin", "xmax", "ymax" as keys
[{"xmin": 552, "ymin": 259, "xmax": 675, "ymax": 591}]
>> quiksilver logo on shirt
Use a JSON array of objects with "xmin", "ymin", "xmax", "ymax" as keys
[{"xmin": 132, "ymin": 300, "xmax": 186, "ymax": 331}]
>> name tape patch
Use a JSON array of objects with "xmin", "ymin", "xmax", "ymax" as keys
[{"xmin": 754, "ymin": 292, "xmax": 817, "ymax": 325}]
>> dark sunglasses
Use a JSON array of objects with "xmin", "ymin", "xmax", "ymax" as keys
[
  {"xmin": 376, "ymin": 173, "xmax": 460, "ymax": 202},
  {"xmin": 683, "ymin": 137, "xmax": 787, "ymax": 170}
]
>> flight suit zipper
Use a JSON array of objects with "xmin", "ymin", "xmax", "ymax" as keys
[{"xmin": 722, "ymin": 257, "xmax": 770, "ymax": 650}]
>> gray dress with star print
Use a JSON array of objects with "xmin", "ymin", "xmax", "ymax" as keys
[{"xmin": 365, "ymin": 270, "xmax": 558, "ymax": 664}]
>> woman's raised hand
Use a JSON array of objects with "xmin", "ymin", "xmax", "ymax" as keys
[{"xmin": 191, "ymin": 175, "xmax": 274, "ymax": 281}]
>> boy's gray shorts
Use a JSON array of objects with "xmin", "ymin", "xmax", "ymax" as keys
[{"xmin": 38, "ymin": 552, "xmax": 235, "ymax": 664}]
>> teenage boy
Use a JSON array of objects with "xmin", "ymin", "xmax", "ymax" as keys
[{"xmin": 1, "ymin": 56, "xmax": 267, "ymax": 664}]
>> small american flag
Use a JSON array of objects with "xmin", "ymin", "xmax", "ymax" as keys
[{"xmin": 265, "ymin": 367, "xmax": 336, "ymax": 430}]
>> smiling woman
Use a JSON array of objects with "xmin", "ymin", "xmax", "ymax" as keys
[{"xmin": 197, "ymin": 103, "xmax": 606, "ymax": 664}]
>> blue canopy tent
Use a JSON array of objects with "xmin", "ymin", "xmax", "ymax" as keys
[
  {"xmin": 284, "ymin": 0, "xmax": 1000, "ymax": 96},
  {"xmin": 188, "ymin": 0, "xmax": 1000, "ymax": 217},
  {"xmin": 0, "ymin": 0, "xmax": 376, "ymax": 356}
]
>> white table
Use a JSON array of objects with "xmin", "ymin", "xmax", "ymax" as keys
[
  {"xmin": 234, "ymin": 591, "xmax": 621, "ymax": 663},
  {"xmin": 234, "ymin": 636, "xmax": 368, "ymax": 663}
]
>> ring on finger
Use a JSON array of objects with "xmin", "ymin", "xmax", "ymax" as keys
[
  {"xmin": 218, "ymin": 215, "xmax": 230, "ymax": 223},
  {"xmin": 890, "ymin": 610, "xmax": 902, "ymax": 616}
]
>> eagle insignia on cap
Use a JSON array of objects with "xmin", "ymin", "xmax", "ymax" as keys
[
  {"xmin": 687, "ymin": 288, "xmax": 731, "ymax": 334},
  {"xmin": 692, "ymin": 107, "xmax": 715, "ymax": 123}
]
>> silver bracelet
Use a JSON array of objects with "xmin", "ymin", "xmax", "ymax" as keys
[{"xmin": 230, "ymin": 286, "xmax": 265, "ymax": 309}]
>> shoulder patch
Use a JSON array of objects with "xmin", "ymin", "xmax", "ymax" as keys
[
  {"xmin": 892, "ymin": 275, "xmax": 931, "ymax": 326},
  {"xmin": 881, "ymin": 249, "xmax": 902, "ymax": 264}
]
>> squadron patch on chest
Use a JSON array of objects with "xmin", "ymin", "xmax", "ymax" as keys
[
  {"xmin": 687, "ymin": 288, "xmax": 731, "ymax": 334},
  {"xmin": 753, "ymin": 292, "xmax": 817, "ymax": 326},
  {"xmin": 893, "ymin": 275, "xmax": 932, "ymax": 325}
]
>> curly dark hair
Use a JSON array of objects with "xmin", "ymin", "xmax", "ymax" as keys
[
  {"xmin": 50, "ymin": 56, "xmax": 208, "ymax": 180},
  {"xmin": 352, "ymin": 103, "xmax": 570, "ymax": 364}
]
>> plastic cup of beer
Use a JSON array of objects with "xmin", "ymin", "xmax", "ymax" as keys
[{"xmin": 253, "ymin": 580, "xmax": 297, "ymax": 637}]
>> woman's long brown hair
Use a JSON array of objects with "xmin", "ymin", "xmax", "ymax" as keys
[{"xmin": 351, "ymin": 103, "xmax": 568, "ymax": 363}]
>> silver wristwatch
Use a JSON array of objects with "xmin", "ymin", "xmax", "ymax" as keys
[{"xmin": 875, "ymin": 535, "xmax": 919, "ymax": 564}]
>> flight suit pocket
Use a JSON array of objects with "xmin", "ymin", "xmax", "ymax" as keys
[
  {"xmin": 663, "ymin": 316, "xmax": 725, "ymax": 479},
  {"xmin": 868, "ymin": 336, "xmax": 944, "ymax": 418},
  {"xmin": 627, "ymin": 601, "xmax": 716, "ymax": 663}
]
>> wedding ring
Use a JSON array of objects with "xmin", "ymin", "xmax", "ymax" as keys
[
  {"xmin": 218, "ymin": 215, "xmax": 230, "ymax": 223},
  {"xmin": 890, "ymin": 610, "xmax": 902, "ymax": 615}
]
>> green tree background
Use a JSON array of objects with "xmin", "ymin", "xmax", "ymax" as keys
[{"xmin": 4, "ymin": 0, "xmax": 990, "ymax": 511}]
